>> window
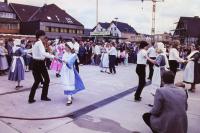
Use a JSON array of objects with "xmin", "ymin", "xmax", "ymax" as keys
[
  {"xmin": 64, "ymin": 28, "xmax": 68, "ymax": 33},
  {"xmin": 47, "ymin": 16, "xmax": 52, "ymax": 20},
  {"xmin": 80, "ymin": 30, "xmax": 83, "ymax": 34},
  {"xmin": 65, "ymin": 17, "xmax": 73, "ymax": 24},
  {"xmin": 0, "ymin": 12, "xmax": 16, "ymax": 19},
  {"xmin": 69, "ymin": 29, "xmax": 72, "ymax": 33},
  {"xmin": 45, "ymin": 26, "xmax": 50, "ymax": 32},
  {"xmin": 0, "ymin": 23, "xmax": 19, "ymax": 30},
  {"xmin": 73, "ymin": 29, "xmax": 76, "ymax": 34},
  {"xmin": 55, "ymin": 15, "xmax": 60, "ymax": 22},
  {"xmin": 76, "ymin": 30, "xmax": 83, "ymax": 35}
]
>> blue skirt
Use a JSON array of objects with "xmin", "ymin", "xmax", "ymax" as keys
[{"xmin": 8, "ymin": 59, "xmax": 24, "ymax": 81}]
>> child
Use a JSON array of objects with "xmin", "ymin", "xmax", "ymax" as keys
[
  {"xmin": 0, "ymin": 40, "xmax": 8, "ymax": 76},
  {"xmin": 60, "ymin": 44, "xmax": 85, "ymax": 106},
  {"xmin": 8, "ymin": 39, "xmax": 25, "ymax": 90},
  {"xmin": 50, "ymin": 42, "xmax": 65, "ymax": 77}
]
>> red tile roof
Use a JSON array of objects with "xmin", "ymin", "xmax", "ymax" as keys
[{"xmin": 10, "ymin": 3, "xmax": 83, "ymax": 26}]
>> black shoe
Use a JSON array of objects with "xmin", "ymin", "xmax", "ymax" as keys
[
  {"xmin": 56, "ymin": 73, "xmax": 61, "ymax": 78},
  {"xmin": 41, "ymin": 97, "xmax": 51, "ymax": 101},
  {"xmin": 66, "ymin": 100, "xmax": 72, "ymax": 106},
  {"xmin": 28, "ymin": 99, "xmax": 36, "ymax": 104},
  {"xmin": 134, "ymin": 97, "xmax": 142, "ymax": 102}
]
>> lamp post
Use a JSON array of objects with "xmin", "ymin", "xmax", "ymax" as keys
[{"xmin": 96, "ymin": 0, "xmax": 99, "ymax": 24}]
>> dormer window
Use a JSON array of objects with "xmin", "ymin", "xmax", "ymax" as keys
[
  {"xmin": 65, "ymin": 17, "xmax": 73, "ymax": 24},
  {"xmin": 0, "ymin": 12, "xmax": 16, "ymax": 19},
  {"xmin": 47, "ymin": 16, "xmax": 52, "ymax": 20},
  {"xmin": 55, "ymin": 15, "xmax": 60, "ymax": 21}
]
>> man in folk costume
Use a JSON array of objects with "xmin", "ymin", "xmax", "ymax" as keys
[
  {"xmin": 149, "ymin": 42, "xmax": 169, "ymax": 95},
  {"xmin": 183, "ymin": 44, "xmax": 200, "ymax": 92},
  {"xmin": 28, "ymin": 30, "xmax": 55, "ymax": 104},
  {"xmin": 8, "ymin": 39, "xmax": 25, "ymax": 89},
  {"xmin": 60, "ymin": 44, "xmax": 85, "ymax": 106}
]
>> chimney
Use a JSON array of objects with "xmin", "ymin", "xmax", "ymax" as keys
[{"xmin": 4, "ymin": 0, "xmax": 8, "ymax": 4}]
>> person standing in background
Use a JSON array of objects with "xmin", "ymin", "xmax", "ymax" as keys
[
  {"xmin": 0, "ymin": 39, "xmax": 8, "ymax": 76},
  {"xmin": 5, "ymin": 38, "xmax": 13, "ymax": 69},
  {"xmin": 8, "ymin": 39, "xmax": 25, "ymax": 90},
  {"xmin": 108, "ymin": 43, "xmax": 117, "ymax": 74},
  {"xmin": 94, "ymin": 43, "xmax": 101, "ymax": 66}
]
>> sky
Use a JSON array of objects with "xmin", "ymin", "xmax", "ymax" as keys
[{"xmin": 4, "ymin": 0, "xmax": 200, "ymax": 34}]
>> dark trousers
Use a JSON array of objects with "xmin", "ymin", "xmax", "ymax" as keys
[
  {"xmin": 75, "ymin": 60, "xmax": 79, "ymax": 73},
  {"xmin": 143, "ymin": 113, "xmax": 158, "ymax": 133},
  {"xmin": 135, "ymin": 64, "xmax": 146, "ymax": 99},
  {"xmin": 109, "ymin": 55, "xmax": 116, "ymax": 73},
  {"xmin": 45, "ymin": 58, "xmax": 51, "ymax": 70},
  {"xmin": 148, "ymin": 57, "xmax": 156, "ymax": 80},
  {"xmin": 95, "ymin": 54, "xmax": 101, "ymax": 65},
  {"xmin": 169, "ymin": 60, "xmax": 179, "ymax": 76},
  {"xmin": 6, "ymin": 55, "xmax": 12, "ymax": 69},
  {"xmin": 29, "ymin": 60, "xmax": 50, "ymax": 100}
]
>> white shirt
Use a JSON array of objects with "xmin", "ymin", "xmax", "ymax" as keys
[
  {"xmin": 137, "ymin": 49, "xmax": 147, "ymax": 65},
  {"xmin": 147, "ymin": 46, "xmax": 156, "ymax": 58},
  {"xmin": 67, "ymin": 41, "xmax": 80, "ymax": 54},
  {"xmin": 169, "ymin": 48, "xmax": 184, "ymax": 62},
  {"xmin": 32, "ymin": 40, "xmax": 54, "ymax": 60},
  {"xmin": 94, "ymin": 45, "xmax": 101, "ymax": 55},
  {"xmin": 108, "ymin": 46, "xmax": 117, "ymax": 56}
]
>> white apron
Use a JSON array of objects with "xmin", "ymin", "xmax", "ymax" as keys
[
  {"xmin": 183, "ymin": 51, "xmax": 199, "ymax": 83},
  {"xmin": 60, "ymin": 52, "xmax": 75, "ymax": 91}
]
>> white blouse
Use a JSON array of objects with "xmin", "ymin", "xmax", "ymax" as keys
[
  {"xmin": 32, "ymin": 40, "xmax": 54, "ymax": 60},
  {"xmin": 137, "ymin": 49, "xmax": 147, "ymax": 65},
  {"xmin": 169, "ymin": 48, "xmax": 184, "ymax": 62}
]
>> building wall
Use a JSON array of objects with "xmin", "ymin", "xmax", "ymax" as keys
[
  {"xmin": 40, "ymin": 22, "xmax": 84, "ymax": 39},
  {"xmin": 20, "ymin": 21, "xmax": 40, "ymax": 35},
  {"xmin": 107, "ymin": 23, "xmax": 121, "ymax": 37},
  {"xmin": 121, "ymin": 32, "xmax": 136, "ymax": 42},
  {"xmin": 0, "ymin": 23, "xmax": 20, "ymax": 34},
  {"xmin": 93, "ymin": 24, "xmax": 106, "ymax": 32}
]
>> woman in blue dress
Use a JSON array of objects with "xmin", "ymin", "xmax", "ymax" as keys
[
  {"xmin": 60, "ymin": 44, "xmax": 85, "ymax": 106},
  {"xmin": 8, "ymin": 39, "xmax": 25, "ymax": 90}
]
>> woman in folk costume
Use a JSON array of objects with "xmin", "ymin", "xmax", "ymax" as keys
[
  {"xmin": 0, "ymin": 40, "xmax": 9, "ymax": 75},
  {"xmin": 169, "ymin": 40, "xmax": 185, "ymax": 76},
  {"xmin": 50, "ymin": 39, "xmax": 65, "ymax": 77},
  {"xmin": 100, "ymin": 43, "xmax": 109, "ymax": 73},
  {"xmin": 60, "ymin": 44, "xmax": 85, "ymax": 106},
  {"xmin": 149, "ymin": 42, "xmax": 169, "ymax": 95},
  {"xmin": 8, "ymin": 39, "xmax": 25, "ymax": 89},
  {"xmin": 183, "ymin": 44, "xmax": 200, "ymax": 92}
]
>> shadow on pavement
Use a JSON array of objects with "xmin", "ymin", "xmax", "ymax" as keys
[{"xmin": 73, "ymin": 115, "xmax": 140, "ymax": 133}]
